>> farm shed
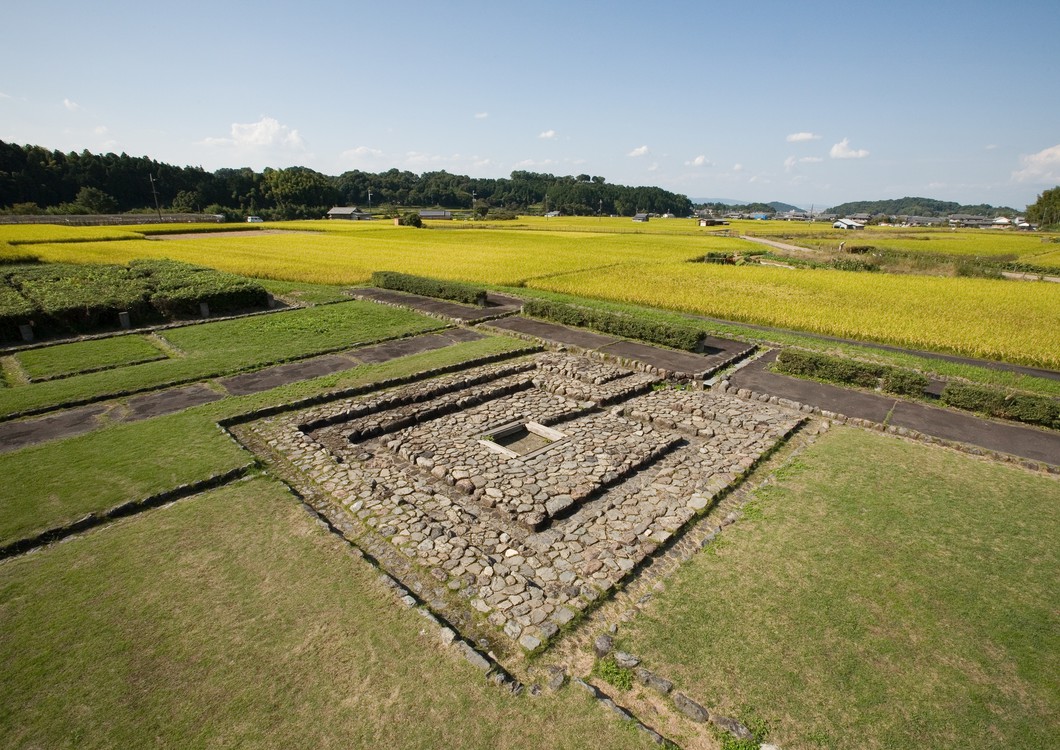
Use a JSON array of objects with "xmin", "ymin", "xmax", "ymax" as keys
[
  {"xmin": 326, "ymin": 206, "xmax": 372, "ymax": 220},
  {"xmin": 418, "ymin": 210, "xmax": 453, "ymax": 220},
  {"xmin": 833, "ymin": 219, "xmax": 865, "ymax": 230},
  {"xmin": 632, "ymin": 213, "xmax": 650, "ymax": 222}
]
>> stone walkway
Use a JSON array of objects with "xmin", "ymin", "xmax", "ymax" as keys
[
  {"xmin": 352, "ymin": 288, "xmax": 522, "ymax": 323},
  {"xmin": 729, "ymin": 351, "xmax": 1060, "ymax": 467},
  {"xmin": 0, "ymin": 329, "xmax": 487, "ymax": 454}
]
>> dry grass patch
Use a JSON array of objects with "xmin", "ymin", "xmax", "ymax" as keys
[
  {"xmin": 0, "ymin": 476, "xmax": 653, "ymax": 749},
  {"xmin": 621, "ymin": 427, "xmax": 1059, "ymax": 750}
]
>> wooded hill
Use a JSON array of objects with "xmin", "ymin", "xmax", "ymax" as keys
[
  {"xmin": 826, "ymin": 196, "xmax": 1020, "ymax": 217},
  {"xmin": 0, "ymin": 141, "xmax": 692, "ymax": 220}
]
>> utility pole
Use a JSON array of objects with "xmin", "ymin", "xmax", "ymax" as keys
[
  {"xmin": 149, "ymin": 173, "xmax": 163, "ymax": 222},
  {"xmin": 367, "ymin": 187, "xmax": 372, "ymax": 213}
]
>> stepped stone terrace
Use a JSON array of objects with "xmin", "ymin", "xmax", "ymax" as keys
[{"xmin": 240, "ymin": 353, "xmax": 803, "ymax": 653}]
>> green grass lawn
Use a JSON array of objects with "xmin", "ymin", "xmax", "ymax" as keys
[
  {"xmin": 0, "ymin": 334, "xmax": 530, "ymax": 547},
  {"xmin": 15, "ymin": 334, "xmax": 167, "ymax": 380},
  {"xmin": 0, "ymin": 475, "xmax": 652, "ymax": 750},
  {"xmin": 620, "ymin": 427, "xmax": 1060, "ymax": 750},
  {"xmin": 0, "ymin": 300, "xmax": 443, "ymax": 417}
]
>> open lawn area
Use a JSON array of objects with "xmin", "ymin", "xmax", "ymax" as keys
[
  {"xmin": 0, "ymin": 475, "xmax": 652, "ymax": 750},
  {"xmin": 619, "ymin": 427, "xmax": 1060, "ymax": 750}
]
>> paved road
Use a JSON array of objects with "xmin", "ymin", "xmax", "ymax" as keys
[{"xmin": 729, "ymin": 352, "xmax": 1060, "ymax": 466}]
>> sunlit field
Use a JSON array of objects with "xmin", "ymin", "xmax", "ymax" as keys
[
  {"xmin": 3, "ymin": 219, "xmax": 1058, "ymax": 367},
  {"xmin": 528, "ymin": 261, "xmax": 1060, "ymax": 368}
]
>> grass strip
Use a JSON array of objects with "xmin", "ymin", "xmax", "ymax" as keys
[
  {"xmin": 15, "ymin": 335, "xmax": 167, "ymax": 381},
  {"xmin": 0, "ymin": 301, "xmax": 442, "ymax": 418},
  {"xmin": 0, "ymin": 476, "xmax": 653, "ymax": 750},
  {"xmin": 621, "ymin": 427, "xmax": 1060, "ymax": 750},
  {"xmin": 0, "ymin": 335, "xmax": 531, "ymax": 547}
]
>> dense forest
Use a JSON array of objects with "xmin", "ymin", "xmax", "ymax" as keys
[{"xmin": 0, "ymin": 141, "xmax": 692, "ymax": 220}]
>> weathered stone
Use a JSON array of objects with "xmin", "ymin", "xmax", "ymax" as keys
[
  {"xmin": 613, "ymin": 651, "xmax": 639, "ymax": 668},
  {"xmin": 634, "ymin": 667, "xmax": 672, "ymax": 695},
  {"xmin": 711, "ymin": 715, "xmax": 753, "ymax": 740},
  {"xmin": 673, "ymin": 692, "xmax": 709, "ymax": 723},
  {"xmin": 593, "ymin": 634, "xmax": 614, "ymax": 657},
  {"xmin": 456, "ymin": 641, "xmax": 491, "ymax": 672},
  {"xmin": 519, "ymin": 633, "xmax": 542, "ymax": 651}
]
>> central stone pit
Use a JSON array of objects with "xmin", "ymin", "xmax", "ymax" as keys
[{"xmin": 239, "ymin": 352, "xmax": 804, "ymax": 653}]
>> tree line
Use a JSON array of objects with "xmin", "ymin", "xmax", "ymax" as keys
[{"xmin": 0, "ymin": 141, "xmax": 692, "ymax": 220}]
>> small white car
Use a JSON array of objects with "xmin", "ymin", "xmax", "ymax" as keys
[{"xmin": 246, "ymin": 215, "xmax": 264, "ymax": 223}]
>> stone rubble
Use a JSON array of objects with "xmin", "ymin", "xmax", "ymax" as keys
[{"xmin": 244, "ymin": 353, "xmax": 803, "ymax": 651}]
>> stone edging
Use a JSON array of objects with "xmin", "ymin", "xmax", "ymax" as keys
[
  {"xmin": 348, "ymin": 290, "xmax": 521, "ymax": 325},
  {"xmin": 572, "ymin": 677, "xmax": 678, "ymax": 747},
  {"xmin": 217, "ymin": 345, "xmax": 542, "ymax": 429},
  {"xmin": 0, "ymin": 326, "xmax": 455, "ymax": 424},
  {"xmin": 0, "ymin": 464, "xmax": 253, "ymax": 560},
  {"xmin": 716, "ymin": 379, "xmax": 1060, "ymax": 475}
]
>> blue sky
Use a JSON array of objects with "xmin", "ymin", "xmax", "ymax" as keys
[{"xmin": 2, "ymin": 0, "xmax": 1058, "ymax": 209}]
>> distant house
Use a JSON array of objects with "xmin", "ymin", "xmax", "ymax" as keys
[
  {"xmin": 632, "ymin": 212, "xmax": 650, "ymax": 222},
  {"xmin": 698, "ymin": 218, "xmax": 729, "ymax": 227},
  {"xmin": 850, "ymin": 213, "xmax": 872, "ymax": 223},
  {"xmin": 948, "ymin": 214, "xmax": 992, "ymax": 228},
  {"xmin": 544, "ymin": 210, "xmax": 561, "ymax": 218},
  {"xmin": 419, "ymin": 209, "xmax": 453, "ymax": 220},
  {"xmin": 327, "ymin": 206, "xmax": 372, "ymax": 220},
  {"xmin": 833, "ymin": 219, "xmax": 865, "ymax": 230}
]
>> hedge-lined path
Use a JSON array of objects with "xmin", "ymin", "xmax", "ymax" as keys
[
  {"xmin": 729, "ymin": 351, "xmax": 1060, "ymax": 466},
  {"xmin": 351, "ymin": 287, "xmax": 522, "ymax": 323},
  {"xmin": 486, "ymin": 315, "xmax": 755, "ymax": 379},
  {"xmin": 0, "ymin": 329, "xmax": 487, "ymax": 454}
]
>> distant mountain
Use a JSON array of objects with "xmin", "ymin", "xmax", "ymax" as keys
[
  {"xmin": 828, "ymin": 197, "xmax": 1019, "ymax": 218},
  {"xmin": 768, "ymin": 201, "xmax": 802, "ymax": 213},
  {"xmin": 689, "ymin": 198, "xmax": 745, "ymax": 206}
]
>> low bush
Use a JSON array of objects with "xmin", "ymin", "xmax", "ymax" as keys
[
  {"xmin": 881, "ymin": 368, "xmax": 930, "ymax": 396},
  {"xmin": 522, "ymin": 298, "xmax": 705, "ymax": 351},
  {"xmin": 130, "ymin": 259, "xmax": 269, "ymax": 317},
  {"xmin": 591, "ymin": 657, "xmax": 634, "ymax": 691},
  {"xmin": 372, "ymin": 271, "xmax": 487, "ymax": 306},
  {"xmin": 774, "ymin": 349, "xmax": 885, "ymax": 388},
  {"xmin": 942, "ymin": 382, "xmax": 1060, "ymax": 429}
]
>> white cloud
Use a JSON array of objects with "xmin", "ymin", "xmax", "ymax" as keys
[
  {"xmin": 628, "ymin": 145, "xmax": 649, "ymax": 157},
  {"xmin": 63, "ymin": 98, "xmax": 80, "ymax": 112},
  {"xmin": 1012, "ymin": 143, "xmax": 1060, "ymax": 183},
  {"xmin": 203, "ymin": 116, "xmax": 305, "ymax": 151},
  {"xmin": 685, "ymin": 155, "xmax": 713, "ymax": 167},
  {"xmin": 830, "ymin": 138, "xmax": 869, "ymax": 159},
  {"xmin": 513, "ymin": 158, "xmax": 557, "ymax": 168},
  {"xmin": 538, "ymin": 129, "xmax": 557, "ymax": 140},
  {"xmin": 474, "ymin": 112, "xmax": 489, "ymax": 119},
  {"xmin": 0, "ymin": 91, "xmax": 11, "ymax": 100},
  {"xmin": 93, "ymin": 125, "xmax": 108, "ymax": 136},
  {"xmin": 985, "ymin": 143, "xmax": 998, "ymax": 150},
  {"xmin": 647, "ymin": 162, "xmax": 659, "ymax": 172},
  {"xmin": 732, "ymin": 163, "xmax": 743, "ymax": 172},
  {"xmin": 786, "ymin": 132, "xmax": 820, "ymax": 143},
  {"xmin": 785, "ymin": 155, "xmax": 824, "ymax": 172}
]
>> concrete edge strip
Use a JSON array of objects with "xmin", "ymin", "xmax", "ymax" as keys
[
  {"xmin": 717, "ymin": 379, "xmax": 1060, "ymax": 474},
  {"xmin": 0, "ymin": 464, "xmax": 253, "ymax": 560}
]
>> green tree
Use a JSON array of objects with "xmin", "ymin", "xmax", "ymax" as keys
[
  {"xmin": 74, "ymin": 186, "xmax": 117, "ymax": 213},
  {"xmin": 1026, "ymin": 186, "xmax": 1060, "ymax": 229}
]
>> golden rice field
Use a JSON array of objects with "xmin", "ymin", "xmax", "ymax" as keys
[
  {"xmin": 3, "ymin": 224, "xmax": 740, "ymax": 287},
  {"xmin": 527, "ymin": 261, "xmax": 1060, "ymax": 368},
  {"xmin": 2, "ymin": 220, "xmax": 1058, "ymax": 368}
]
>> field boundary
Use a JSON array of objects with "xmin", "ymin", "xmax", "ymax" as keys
[{"xmin": 0, "ymin": 463, "xmax": 253, "ymax": 560}]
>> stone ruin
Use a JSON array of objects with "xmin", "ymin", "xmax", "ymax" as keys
[{"xmin": 238, "ymin": 353, "xmax": 803, "ymax": 655}]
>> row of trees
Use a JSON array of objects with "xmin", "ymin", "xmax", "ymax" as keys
[{"xmin": 0, "ymin": 141, "xmax": 692, "ymax": 220}]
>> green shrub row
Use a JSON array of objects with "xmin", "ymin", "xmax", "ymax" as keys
[
  {"xmin": 941, "ymin": 382, "xmax": 1060, "ymax": 430},
  {"xmin": 0, "ymin": 260, "xmax": 269, "ymax": 340},
  {"xmin": 774, "ymin": 349, "xmax": 928, "ymax": 396},
  {"xmin": 523, "ymin": 298, "xmax": 705, "ymax": 351},
  {"xmin": 371, "ymin": 271, "xmax": 487, "ymax": 306}
]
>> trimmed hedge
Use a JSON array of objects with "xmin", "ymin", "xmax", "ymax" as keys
[
  {"xmin": 372, "ymin": 271, "xmax": 487, "ymax": 306},
  {"xmin": 522, "ymin": 298, "xmax": 705, "ymax": 351},
  {"xmin": 0, "ymin": 260, "xmax": 270, "ymax": 341},
  {"xmin": 941, "ymin": 383, "xmax": 1060, "ymax": 430},
  {"xmin": 774, "ymin": 348, "xmax": 884, "ymax": 388},
  {"xmin": 775, "ymin": 348, "xmax": 930, "ymax": 396}
]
